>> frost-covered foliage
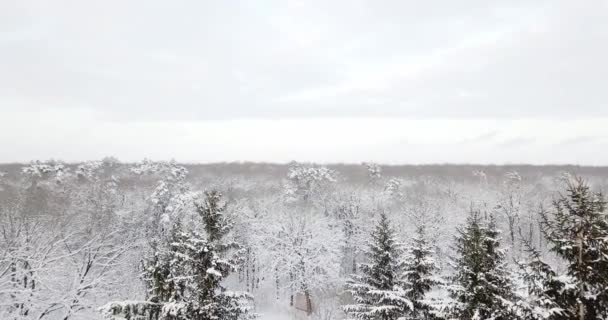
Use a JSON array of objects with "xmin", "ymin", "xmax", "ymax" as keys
[
  {"xmin": 363, "ymin": 163, "xmax": 382, "ymax": 184},
  {"xmin": 0, "ymin": 171, "xmax": 6, "ymax": 191},
  {"xmin": 21, "ymin": 160, "xmax": 68, "ymax": 179},
  {"xmin": 334, "ymin": 195, "xmax": 367, "ymax": 276},
  {"xmin": 344, "ymin": 213, "xmax": 412, "ymax": 320},
  {"xmin": 0, "ymin": 213, "xmax": 133, "ymax": 320},
  {"xmin": 1, "ymin": 159, "xmax": 134, "ymax": 320},
  {"xmin": 101, "ymin": 301, "xmax": 161, "ymax": 320},
  {"xmin": 133, "ymin": 159, "xmax": 194, "ymax": 232},
  {"xmin": 262, "ymin": 208, "xmax": 343, "ymax": 314},
  {"xmin": 447, "ymin": 211, "xmax": 517, "ymax": 320},
  {"xmin": 75, "ymin": 158, "xmax": 122, "ymax": 183},
  {"xmin": 21, "ymin": 160, "xmax": 73, "ymax": 187},
  {"xmin": 384, "ymin": 178, "xmax": 403, "ymax": 201},
  {"xmin": 472, "ymin": 170, "xmax": 488, "ymax": 184},
  {"xmin": 539, "ymin": 177, "xmax": 608, "ymax": 319},
  {"xmin": 284, "ymin": 162, "xmax": 337, "ymax": 203}
]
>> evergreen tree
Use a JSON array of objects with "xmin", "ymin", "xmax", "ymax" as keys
[
  {"xmin": 144, "ymin": 221, "xmax": 187, "ymax": 305},
  {"xmin": 515, "ymin": 239, "xmax": 573, "ymax": 320},
  {"xmin": 448, "ymin": 210, "xmax": 517, "ymax": 320},
  {"xmin": 104, "ymin": 190, "xmax": 253, "ymax": 320},
  {"xmin": 540, "ymin": 177, "xmax": 608, "ymax": 320},
  {"xmin": 189, "ymin": 190, "xmax": 251, "ymax": 320},
  {"xmin": 403, "ymin": 225, "xmax": 441, "ymax": 319},
  {"xmin": 344, "ymin": 213, "xmax": 412, "ymax": 320}
]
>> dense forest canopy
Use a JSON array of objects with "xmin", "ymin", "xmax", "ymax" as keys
[{"xmin": 1, "ymin": 159, "xmax": 608, "ymax": 320}]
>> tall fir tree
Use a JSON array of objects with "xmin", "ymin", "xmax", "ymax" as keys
[
  {"xmin": 515, "ymin": 238, "xmax": 573, "ymax": 320},
  {"xmin": 403, "ymin": 225, "xmax": 441, "ymax": 320},
  {"xmin": 144, "ymin": 220, "xmax": 188, "ymax": 306},
  {"xmin": 104, "ymin": 190, "xmax": 253, "ymax": 320},
  {"xmin": 448, "ymin": 210, "xmax": 517, "ymax": 320},
  {"xmin": 344, "ymin": 212, "xmax": 412, "ymax": 320},
  {"xmin": 540, "ymin": 177, "xmax": 608, "ymax": 320}
]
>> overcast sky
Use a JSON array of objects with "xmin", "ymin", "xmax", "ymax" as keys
[{"xmin": 1, "ymin": 0, "xmax": 607, "ymax": 164}]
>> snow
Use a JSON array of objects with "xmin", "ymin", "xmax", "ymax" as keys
[{"xmin": 2, "ymin": 160, "xmax": 608, "ymax": 320}]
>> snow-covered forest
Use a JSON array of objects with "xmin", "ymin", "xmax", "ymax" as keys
[{"xmin": 1, "ymin": 159, "xmax": 608, "ymax": 320}]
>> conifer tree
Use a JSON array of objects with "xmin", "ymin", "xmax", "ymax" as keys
[
  {"xmin": 144, "ymin": 220, "xmax": 187, "ymax": 305},
  {"xmin": 190, "ymin": 190, "xmax": 251, "ymax": 320},
  {"xmin": 515, "ymin": 239, "xmax": 573, "ymax": 320},
  {"xmin": 448, "ymin": 210, "xmax": 517, "ymax": 320},
  {"xmin": 540, "ymin": 177, "xmax": 608, "ymax": 320},
  {"xmin": 403, "ymin": 225, "xmax": 441, "ymax": 319},
  {"xmin": 344, "ymin": 213, "xmax": 412, "ymax": 320},
  {"xmin": 104, "ymin": 190, "xmax": 253, "ymax": 320}
]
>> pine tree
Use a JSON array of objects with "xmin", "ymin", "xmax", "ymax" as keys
[
  {"xmin": 344, "ymin": 213, "xmax": 412, "ymax": 320},
  {"xmin": 104, "ymin": 191, "xmax": 253, "ymax": 320},
  {"xmin": 540, "ymin": 177, "xmax": 608, "ymax": 320},
  {"xmin": 448, "ymin": 210, "xmax": 517, "ymax": 320},
  {"xmin": 188, "ymin": 190, "xmax": 251, "ymax": 320},
  {"xmin": 144, "ymin": 220, "xmax": 187, "ymax": 304},
  {"xmin": 515, "ymin": 239, "xmax": 573, "ymax": 320},
  {"xmin": 403, "ymin": 225, "xmax": 441, "ymax": 320}
]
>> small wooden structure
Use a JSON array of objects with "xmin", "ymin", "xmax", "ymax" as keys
[{"xmin": 293, "ymin": 292, "xmax": 313, "ymax": 315}]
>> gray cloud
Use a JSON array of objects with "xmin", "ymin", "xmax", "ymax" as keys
[
  {"xmin": 1, "ymin": 0, "xmax": 607, "ymax": 121},
  {"xmin": 497, "ymin": 137, "xmax": 536, "ymax": 148},
  {"xmin": 558, "ymin": 136, "xmax": 605, "ymax": 146},
  {"xmin": 1, "ymin": 0, "xmax": 607, "ymax": 164},
  {"xmin": 458, "ymin": 131, "xmax": 500, "ymax": 144}
]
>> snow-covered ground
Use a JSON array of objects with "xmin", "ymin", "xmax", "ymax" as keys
[{"xmin": 258, "ymin": 307, "xmax": 307, "ymax": 320}]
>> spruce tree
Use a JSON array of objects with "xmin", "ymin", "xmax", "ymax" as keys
[
  {"xmin": 104, "ymin": 191, "xmax": 253, "ymax": 320},
  {"xmin": 515, "ymin": 239, "xmax": 573, "ymax": 320},
  {"xmin": 144, "ymin": 220, "xmax": 188, "ymax": 305},
  {"xmin": 448, "ymin": 210, "xmax": 517, "ymax": 320},
  {"xmin": 403, "ymin": 225, "xmax": 441, "ymax": 320},
  {"xmin": 540, "ymin": 177, "xmax": 608, "ymax": 320},
  {"xmin": 344, "ymin": 213, "xmax": 412, "ymax": 320},
  {"xmin": 189, "ymin": 190, "xmax": 251, "ymax": 320}
]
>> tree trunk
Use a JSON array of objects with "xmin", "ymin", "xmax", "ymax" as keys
[
  {"xmin": 246, "ymin": 248, "xmax": 250, "ymax": 292},
  {"xmin": 289, "ymin": 271, "xmax": 294, "ymax": 307},
  {"xmin": 578, "ymin": 230, "xmax": 585, "ymax": 320},
  {"xmin": 275, "ymin": 267, "xmax": 280, "ymax": 301}
]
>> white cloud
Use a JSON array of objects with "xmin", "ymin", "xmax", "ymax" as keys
[
  {"xmin": 1, "ymin": 108, "xmax": 606, "ymax": 164},
  {"xmin": 0, "ymin": 0, "xmax": 606, "ymax": 162}
]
